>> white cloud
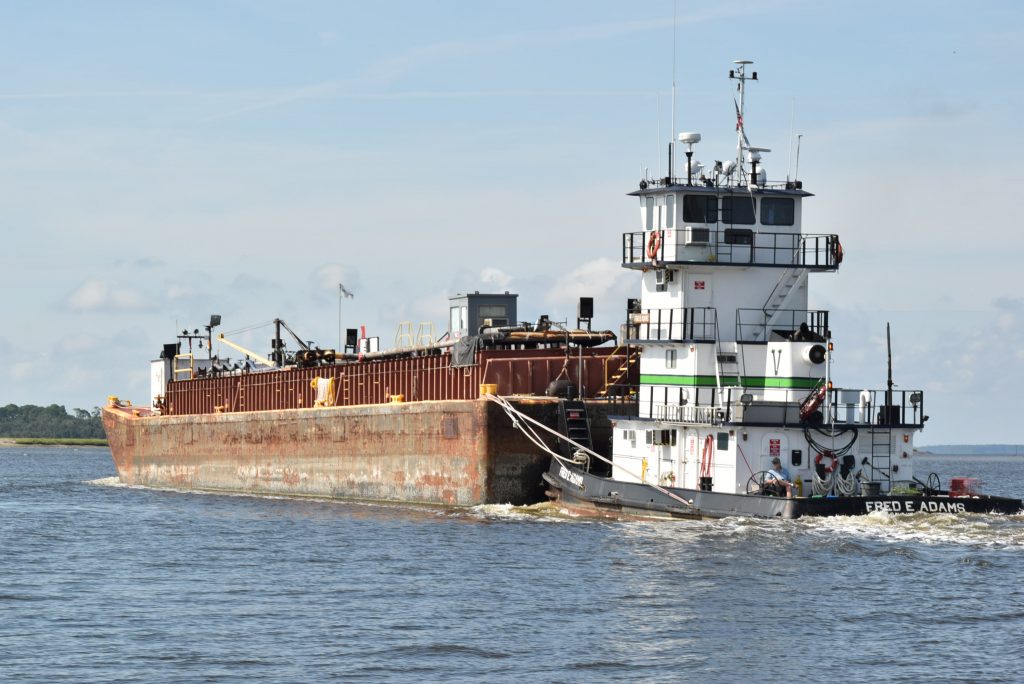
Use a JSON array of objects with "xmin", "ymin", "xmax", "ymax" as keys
[
  {"xmin": 67, "ymin": 279, "xmax": 147, "ymax": 312},
  {"xmin": 10, "ymin": 360, "xmax": 37, "ymax": 381},
  {"xmin": 57, "ymin": 334, "xmax": 101, "ymax": 354},
  {"xmin": 543, "ymin": 258, "xmax": 633, "ymax": 310},
  {"xmin": 312, "ymin": 263, "xmax": 361, "ymax": 295},
  {"xmin": 479, "ymin": 267, "xmax": 513, "ymax": 291},
  {"xmin": 166, "ymin": 284, "xmax": 193, "ymax": 301}
]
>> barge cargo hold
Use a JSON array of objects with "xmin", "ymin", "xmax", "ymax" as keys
[{"xmin": 103, "ymin": 293, "xmax": 638, "ymax": 506}]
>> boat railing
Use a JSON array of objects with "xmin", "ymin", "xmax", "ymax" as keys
[
  {"xmin": 824, "ymin": 387, "xmax": 926, "ymax": 428},
  {"xmin": 641, "ymin": 386, "xmax": 925, "ymax": 428},
  {"xmin": 651, "ymin": 402, "xmax": 718, "ymax": 425},
  {"xmin": 627, "ymin": 306, "xmax": 717, "ymax": 342},
  {"xmin": 639, "ymin": 177, "xmax": 802, "ymax": 191},
  {"xmin": 642, "ymin": 386, "xmax": 725, "ymax": 424},
  {"xmin": 735, "ymin": 309, "xmax": 830, "ymax": 343},
  {"xmin": 725, "ymin": 387, "xmax": 926, "ymax": 428},
  {"xmin": 622, "ymin": 230, "xmax": 839, "ymax": 270}
]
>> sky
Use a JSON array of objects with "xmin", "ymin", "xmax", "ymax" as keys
[{"xmin": 1, "ymin": 0, "xmax": 1022, "ymax": 445}]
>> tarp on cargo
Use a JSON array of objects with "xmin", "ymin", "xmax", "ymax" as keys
[{"xmin": 452, "ymin": 335, "xmax": 479, "ymax": 367}]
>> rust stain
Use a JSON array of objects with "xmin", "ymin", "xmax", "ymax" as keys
[{"xmin": 102, "ymin": 397, "xmax": 620, "ymax": 507}]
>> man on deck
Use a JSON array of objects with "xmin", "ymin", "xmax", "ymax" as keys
[{"xmin": 764, "ymin": 457, "xmax": 794, "ymax": 497}]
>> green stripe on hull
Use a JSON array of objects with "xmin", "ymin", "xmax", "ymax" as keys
[{"xmin": 640, "ymin": 374, "xmax": 820, "ymax": 389}]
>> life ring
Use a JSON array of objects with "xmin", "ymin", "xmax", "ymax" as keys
[
  {"xmin": 799, "ymin": 383, "xmax": 827, "ymax": 422},
  {"xmin": 646, "ymin": 230, "xmax": 662, "ymax": 260},
  {"xmin": 815, "ymin": 451, "xmax": 838, "ymax": 474},
  {"xmin": 831, "ymin": 239, "xmax": 844, "ymax": 265}
]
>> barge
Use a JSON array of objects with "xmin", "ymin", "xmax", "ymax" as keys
[{"xmin": 103, "ymin": 291, "xmax": 636, "ymax": 505}]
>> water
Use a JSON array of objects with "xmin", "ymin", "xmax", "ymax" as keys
[{"xmin": 3, "ymin": 448, "xmax": 1024, "ymax": 683}]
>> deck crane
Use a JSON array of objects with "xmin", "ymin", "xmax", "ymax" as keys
[{"xmin": 215, "ymin": 334, "xmax": 277, "ymax": 369}]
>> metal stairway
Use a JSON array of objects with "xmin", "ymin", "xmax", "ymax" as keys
[
  {"xmin": 557, "ymin": 400, "xmax": 594, "ymax": 458},
  {"xmin": 753, "ymin": 243, "xmax": 809, "ymax": 340},
  {"xmin": 596, "ymin": 344, "xmax": 639, "ymax": 398}
]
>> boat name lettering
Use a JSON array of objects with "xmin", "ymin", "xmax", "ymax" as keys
[
  {"xmin": 559, "ymin": 465, "xmax": 585, "ymax": 488},
  {"xmin": 865, "ymin": 499, "xmax": 967, "ymax": 514}
]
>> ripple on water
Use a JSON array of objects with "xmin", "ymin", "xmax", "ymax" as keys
[
  {"xmin": 7, "ymin": 449, "xmax": 1024, "ymax": 684},
  {"xmin": 801, "ymin": 509, "xmax": 1024, "ymax": 549}
]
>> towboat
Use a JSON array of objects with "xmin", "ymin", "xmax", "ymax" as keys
[{"xmin": 506, "ymin": 61, "xmax": 1022, "ymax": 520}]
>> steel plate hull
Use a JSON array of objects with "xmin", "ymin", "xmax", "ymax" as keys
[
  {"xmin": 544, "ymin": 461, "xmax": 1023, "ymax": 520},
  {"xmin": 103, "ymin": 399, "xmax": 617, "ymax": 506}
]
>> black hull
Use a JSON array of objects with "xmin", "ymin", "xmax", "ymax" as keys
[{"xmin": 543, "ymin": 461, "xmax": 1023, "ymax": 520}]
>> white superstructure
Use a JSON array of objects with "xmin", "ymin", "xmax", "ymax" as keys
[{"xmin": 611, "ymin": 61, "xmax": 925, "ymax": 498}]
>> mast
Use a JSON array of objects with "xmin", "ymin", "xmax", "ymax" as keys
[
  {"xmin": 729, "ymin": 60, "xmax": 767, "ymax": 183},
  {"xmin": 730, "ymin": 60, "xmax": 753, "ymax": 174},
  {"xmin": 274, "ymin": 318, "xmax": 284, "ymax": 368},
  {"xmin": 886, "ymin": 322, "xmax": 894, "ymax": 410}
]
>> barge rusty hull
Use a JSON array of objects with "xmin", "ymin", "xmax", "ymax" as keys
[{"xmin": 103, "ymin": 398, "xmax": 623, "ymax": 506}]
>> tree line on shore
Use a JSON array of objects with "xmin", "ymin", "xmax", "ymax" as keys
[{"xmin": 0, "ymin": 404, "xmax": 105, "ymax": 439}]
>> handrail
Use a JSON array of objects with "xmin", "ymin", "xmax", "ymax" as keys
[
  {"xmin": 638, "ymin": 176, "xmax": 803, "ymax": 191},
  {"xmin": 628, "ymin": 306, "xmax": 718, "ymax": 342},
  {"xmin": 640, "ymin": 386, "xmax": 925, "ymax": 429},
  {"xmin": 623, "ymin": 230, "xmax": 839, "ymax": 270},
  {"xmin": 735, "ymin": 309, "xmax": 830, "ymax": 343}
]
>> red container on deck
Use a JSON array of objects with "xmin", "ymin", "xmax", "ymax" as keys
[{"xmin": 949, "ymin": 477, "xmax": 979, "ymax": 497}]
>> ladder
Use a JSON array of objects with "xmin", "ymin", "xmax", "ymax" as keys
[
  {"xmin": 395, "ymin": 322, "xmax": 414, "ymax": 349},
  {"xmin": 557, "ymin": 399, "xmax": 593, "ymax": 458},
  {"xmin": 867, "ymin": 428, "xmax": 893, "ymax": 488},
  {"xmin": 596, "ymin": 344, "xmax": 639, "ymax": 397},
  {"xmin": 713, "ymin": 320, "xmax": 742, "ymax": 405},
  {"xmin": 173, "ymin": 353, "xmax": 194, "ymax": 380}
]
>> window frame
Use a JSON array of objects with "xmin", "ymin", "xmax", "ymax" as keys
[
  {"xmin": 683, "ymin": 194, "xmax": 717, "ymax": 224},
  {"xmin": 760, "ymin": 197, "xmax": 796, "ymax": 226}
]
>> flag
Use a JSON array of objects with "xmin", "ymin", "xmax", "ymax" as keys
[
  {"xmin": 733, "ymin": 97, "xmax": 750, "ymax": 147},
  {"xmin": 339, "ymin": 284, "xmax": 354, "ymax": 298}
]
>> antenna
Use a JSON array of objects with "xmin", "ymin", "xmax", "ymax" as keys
[
  {"xmin": 728, "ymin": 60, "xmax": 762, "ymax": 183},
  {"xmin": 795, "ymin": 133, "xmax": 803, "ymax": 181},
  {"xmin": 657, "ymin": 91, "xmax": 662, "ymax": 178},
  {"xmin": 886, "ymin": 322, "xmax": 894, "ymax": 402},
  {"xmin": 671, "ymin": 0, "xmax": 677, "ymax": 183},
  {"xmin": 787, "ymin": 98, "xmax": 795, "ymax": 182}
]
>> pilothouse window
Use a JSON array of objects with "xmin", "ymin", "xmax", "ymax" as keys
[
  {"xmin": 721, "ymin": 196, "xmax": 756, "ymax": 225},
  {"xmin": 683, "ymin": 195, "xmax": 717, "ymax": 223},
  {"xmin": 645, "ymin": 197, "xmax": 655, "ymax": 230},
  {"xmin": 761, "ymin": 197, "xmax": 795, "ymax": 226},
  {"xmin": 666, "ymin": 195, "xmax": 675, "ymax": 228}
]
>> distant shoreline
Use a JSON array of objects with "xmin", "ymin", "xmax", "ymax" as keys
[
  {"xmin": 919, "ymin": 445, "xmax": 1024, "ymax": 456},
  {"xmin": 0, "ymin": 438, "xmax": 108, "ymax": 447}
]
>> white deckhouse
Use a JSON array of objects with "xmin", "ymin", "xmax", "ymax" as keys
[{"xmin": 610, "ymin": 61, "xmax": 924, "ymax": 499}]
